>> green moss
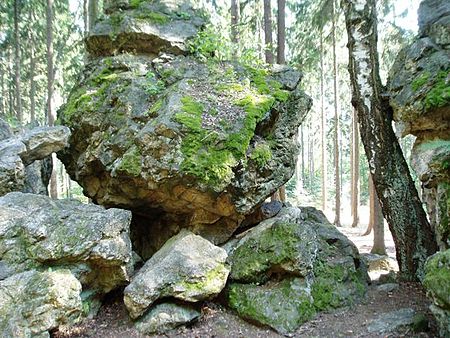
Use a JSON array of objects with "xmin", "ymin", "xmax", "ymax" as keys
[
  {"xmin": 423, "ymin": 249, "xmax": 450, "ymax": 308},
  {"xmin": 412, "ymin": 72, "xmax": 430, "ymax": 92},
  {"xmin": 148, "ymin": 99, "xmax": 163, "ymax": 117},
  {"xmin": 180, "ymin": 265, "xmax": 228, "ymax": 294},
  {"xmin": 311, "ymin": 262, "xmax": 366, "ymax": 311},
  {"xmin": 424, "ymin": 70, "xmax": 450, "ymax": 109},
  {"xmin": 116, "ymin": 146, "xmax": 142, "ymax": 176},
  {"xmin": 135, "ymin": 10, "xmax": 170, "ymax": 24},
  {"xmin": 250, "ymin": 143, "xmax": 272, "ymax": 167},
  {"xmin": 129, "ymin": 0, "xmax": 144, "ymax": 8},
  {"xmin": 227, "ymin": 278, "xmax": 316, "ymax": 334}
]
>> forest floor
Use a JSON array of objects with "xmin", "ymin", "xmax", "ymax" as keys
[{"xmin": 54, "ymin": 217, "xmax": 439, "ymax": 338}]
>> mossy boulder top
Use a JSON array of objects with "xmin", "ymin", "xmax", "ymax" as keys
[
  {"xmin": 388, "ymin": 0, "xmax": 449, "ymax": 138},
  {"xmin": 58, "ymin": 38, "xmax": 310, "ymax": 249},
  {"xmin": 86, "ymin": 0, "xmax": 205, "ymax": 57}
]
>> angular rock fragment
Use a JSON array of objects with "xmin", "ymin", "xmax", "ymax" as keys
[
  {"xmin": 0, "ymin": 269, "xmax": 82, "ymax": 337},
  {"xmin": 124, "ymin": 230, "xmax": 229, "ymax": 319},
  {"xmin": 0, "ymin": 192, "xmax": 133, "ymax": 294}
]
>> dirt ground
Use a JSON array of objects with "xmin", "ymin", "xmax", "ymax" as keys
[{"xmin": 53, "ymin": 224, "xmax": 439, "ymax": 338}]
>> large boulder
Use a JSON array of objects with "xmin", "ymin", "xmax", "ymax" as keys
[
  {"xmin": 124, "ymin": 230, "xmax": 229, "ymax": 319},
  {"xmin": 0, "ymin": 269, "xmax": 82, "ymax": 337},
  {"xmin": 388, "ymin": 0, "xmax": 450, "ymax": 249},
  {"xmin": 423, "ymin": 249, "xmax": 450, "ymax": 336},
  {"xmin": 224, "ymin": 207, "xmax": 368, "ymax": 334},
  {"xmin": 58, "ymin": 1, "xmax": 311, "ymax": 258},
  {"xmin": 0, "ymin": 192, "xmax": 133, "ymax": 295},
  {"xmin": 0, "ymin": 125, "xmax": 70, "ymax": 196}
]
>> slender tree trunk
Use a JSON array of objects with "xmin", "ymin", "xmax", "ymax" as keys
[
  {"xmin": 231, "ymin": 0, "xmax": 240, "ymax": 50},
  {"xmin": 371, "ymin": 177, "xmax": 386, "ymax": 255},
  {"xmin": 263, "ymin": 0, "xmax": 274, "ymax": 64},
  {"xmin": 277, "ymin": 0, "xmax": 286, "ymax": 64},
  {"xmin": 13, "ymin": 0, "xmax": 22, "ymax": 125},
  {"xmin": 83, "ymin": 0, "xmax": 88, "ymax": 36},
  {"xmin": 8, "ymin": 48, "xmax": 13, "ymax": 117},
  {"xmin": 88, "ymin": 0, "xmax": 98, "ymax": 31},
  {"xmin": 301, "ymin": 124, "xmax": 305, "ymax": 183},
  {"xmin": 351, "ymin": 110, "xmax": 360, "ymax": 227},
  {"xmin": 343, "ymin": 0, "xmax": 437, "ymax": 280},
  {"xmin": 29, "ymin": 10, "xmax": 37, "ymax": 125},
  {"xmin": 47, "ymin": 0, "xmax": 57, "ymax": 198},
  {"xmin": 320, "ymin": 31, "xmax": 327, "ymax": 212},
  {"xmin": 332, "ymin": 0, "xmax": 340, "ymax": 226},
  {"xmin": 0, "ymin": 54, "xmax": 4, "ymax": 118}
]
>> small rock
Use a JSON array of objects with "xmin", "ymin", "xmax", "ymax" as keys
[
  {"xmin": 361, "ymin": 253, "xmax": 398, "ymax": 272},
  {"xmin": 124, "ymin": 230, "xmax": 229, "ymax": 319},
  {"xmin": 376, "ymin": 283, "xmax": 399, "ymax": 292},
  {"xmin": 135, "ymin": 302, "xmax": 200, "ymax": 334},
  {"xmin": 368, "ymin": 308, "xmax": 416, "ymax": 333}
]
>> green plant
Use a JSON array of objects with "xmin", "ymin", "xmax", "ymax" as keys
[
  {"xmin": 144, "ymin": 71, "xmax": 165, "ymax": 95},
  {"xmin": 412, "ymin": 72, "xmax": 430, "ymax": 92},
  {"xmin": 424, "ymin": 70, "xmax": 450, "ymax": 109},
  {"xmin": 189, "ymin": 25, "xmax": 232, "ymax": 61},
  {"xmin": 250, "ymin": 143, "xmax": 272, "ymax": 166}
]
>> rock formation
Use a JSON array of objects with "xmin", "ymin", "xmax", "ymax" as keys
[
  {"xmin": 224, "ymin": 207, "xmax": 368, "ymax": 334},
  {"xmin": 388, "ymin": 0, "xmax": 450, "ymax": 249},
  {"xmin": 423, "ymin": 249, "xmax": 450, "ymax": 336},
  {"xmin": 57, "ymin": 0, "xmax": 311, "ymax": 259},
  {"xmin": 0, "ymin": 120, "xmax": 70, "ymax": 197}
]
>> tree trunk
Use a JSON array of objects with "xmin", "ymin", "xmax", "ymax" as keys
[
  {"xmin": 320, "ymin": 31, "xmax": 327, "ymax": 212},
  {"xmin": 371, "ymin": 176, "xmax": 386, "ymax": 255},
  {"xmin": 300, "ymin": 124, "xmax": 305, "ymax": 183},
  {"xmin": 332, "ymin": 0, "xmax": 340, "ymax": 227},
  {"xmin": 343, "ymin": 0, "xmax": 437, "ymax": 280},
  {"xmin": 351, "ymin": 110, "xmax": 360, "ymax": 227},
  {"xmin": 231, "ymin": 0, "xmax": 240, "ymax": 47},
  {"xmin": 83, "ymin": 0, "xmax": 88, "ymax": 36},
  {"xmin": 88, "ymin": 0, "xmax": 98, "ymax": 31},
  {"xmin": 0, "ymin": 53, "xmax": 4, "ymax": 118},
  {"xmin": 13, "ymin": 0, "xmax": 22, "ymax": 125},
  {"xmin": 362, "ymin": 175, "xmax": 375, "ymax": 236},
  {"xmin": 263, "ymin": 0, "xmax": 274, "ymax": 64},
  {"xmin": 276, "ymin": 0, "xmax": 286, "ymax": 64},
  {"xmin": 29, "ymin": 10, "xmax": 37, "ymax": 125},
  {"xmin": 47, "ymin": 0, "xmax": 57, "ymax": 198}
]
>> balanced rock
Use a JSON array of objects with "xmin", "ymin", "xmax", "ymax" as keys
[
  {"xmin": 58, "ymin": 0, "xmax": 311, "ymax": 259},
  {"xmin": 225, "ymin": 207, "xmax": 368, "ymax": 334},
  {"xmin": 388, "ymin": 0, "xmax": 449, "ymax": 249},
  {"xmin": 135, "ymin": 302, "xmax": 200, "ymax": 335},
  {"xmin": 0, "ymin": 269, "xmax": 82, "ymax": 337},
  {"xmin": 0, "ymin": 192, "xmax": 133, "ymax": 294},
  {"xmin": 0, "ymin": 124, "xmax": 70, "ymax": 196},
  {"xmin": 124, "ymin": 230, "xmax": 229, "ymax": 319},
  {"xmin": 423, "ymin": 249, "xmax": 450, "ymax": 336}
]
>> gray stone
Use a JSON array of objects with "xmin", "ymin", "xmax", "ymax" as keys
[
  {"xmin": 0, "ymin": 126, "xmax": 70, "ymax": 197},
  {"xmin": 124, "ymin": 230, "xmax": 229, "ymax": 319},
  {"xmin": 0, "ymin": 269, "xmax": 82, "ymax": 337},
  {"xmin": 376, "ymin": 283, "xmax": 399, "ymax": 292},
  {"xmin": 418, "ymin": 0, "xmax": 450, "ymax": 45},
  {"xmin": 86, "ymin": 0, "xmax": 205, "ymax": 57},
  {"xmin": 0, "ymin": 192, "xmax": 133, "ymax": 294},
  {"xmin": 0, "ymin": 118, "xmax": 12, "ymax": 141},
  {"xmin": 58, "ymin": 51, "xmax": 310, "ymax": 257},
  {"xmin": 367, "ymin": 308, "xmax": 416, "ymax": 333},
  {"xmin": 361, "ymin": 253, "xmax": 398, "ymax": 272},
  {"xmin": 135, "ymin": 302, "xmax": 200, "ymax": 334},
  {"xmin": 225, "ymin": 206, "xmax": 368, "ymax": 334}
]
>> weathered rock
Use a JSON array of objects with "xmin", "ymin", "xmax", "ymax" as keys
[
  {"xmin": 0, "ymin": 126, "xmax": 70, "ymax": 196},
  {"xmin": 376, "ymin": 283, "xmax": 399, "ymax": 292},
  {"xmin": 58, "ymin": 50, "xmax": 310, "ymax": 257},
  {"xmin": 135, "ymin": 302, "xmax": 200, "ymax": 334},
  {"xmin": 0, "ymin": 192, "xmax": 133, "ymax": 294},
  {"xmin": 225, "ymin": 206, "xmax": 368, "ymax": 334},
  {"xmin": 423, "ymin": 249, "xmax": 450, "ymax": 336},
  {"xmin": 361, "ymin": 253, "xmax": 398, "ymax": 272},
  {"xmin": 388, "ymin": 0, "xmax": 450, "ymax": 250},
  {"xmin": 0, "ymin": 118, "xmax": 12, "ymax": 141},
  {"xmin": 240, "ymin": 200, "xmax": 283, "ymax": 229},
  {"xmin": 0, "ymin": 269, "xmax": 82, "ymax": 337},
  {"xmin": 124, "ymin": 230, "xmax": 229, "ymax": 319},
  {"xmin": 86, "ymin": 0, "xmax": 205, "ymax": 57},
  {"xmin": 367, "ymin": 308, "xmax": 417, "ymax": 334}
]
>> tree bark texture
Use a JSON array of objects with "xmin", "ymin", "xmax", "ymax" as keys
[
  {"xmin": 13, "ymin": 0, "xmax": 22, "ymax": 125},
  {"xmin": 277, "ymin": 0, "xmax": 286, "ymax": 64},
  {"xmin": 351, "ymin": 110, "xmax": 360, "ymax": 227},
  {"xmin": 88, "ymin": 0, "xmax": 98, "ymax": 31},
  {"xmin": 320, "ymin": 31, "xmax": 327, "ymax": 212},
  {"xmin": 231, "ymin": 0, "xmax": 240, "ymax": 46},
  {"xmin": 332, "ymin": 0, "xmax": 341, "ymax": 226},
  {"xmin": 263, "ymin": 0, "xmax": 274, "ymax": 64},
  {"xmin": 29, "ymin": 9, "xmax": 37, "ymax": 124},
  {"xmin": 343, "ymin": 0, "xmax": 437, "ymax": 280}
]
